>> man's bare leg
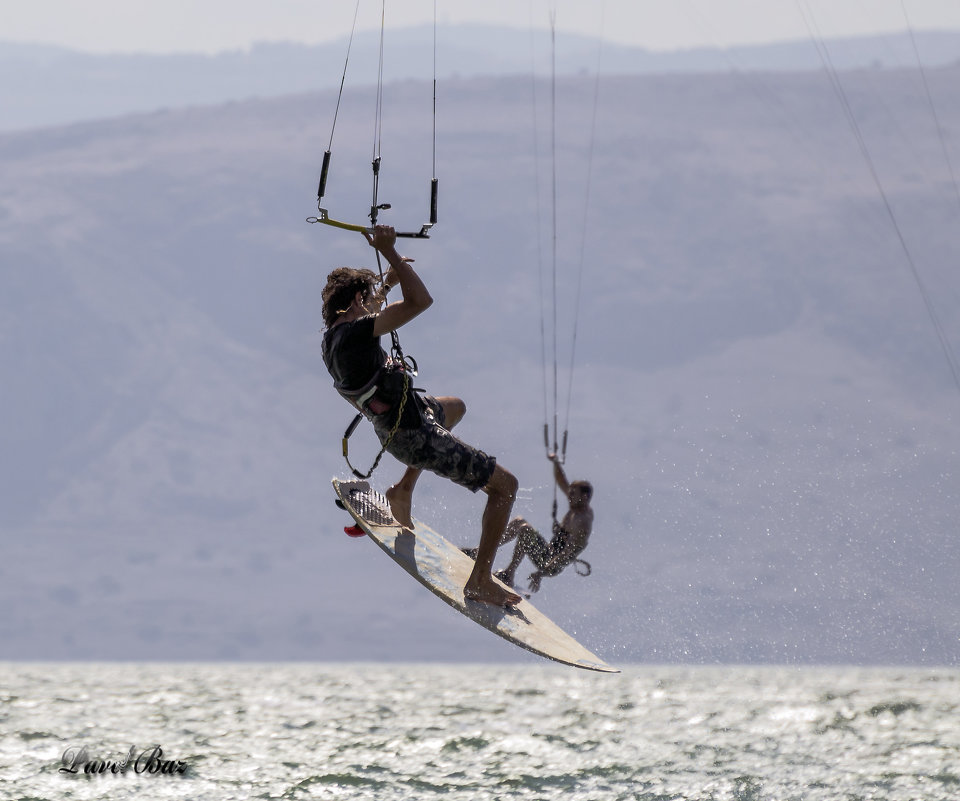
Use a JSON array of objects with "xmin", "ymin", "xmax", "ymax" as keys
[
  {"xmin": 464, "ymin": 465, "xmax": 522, "ymax": 607},
  {"xmin": 386, "ymin": 466, "xmax": 420, "ymax": 528},
  {"xmin": 386, "ymin": 397, "xmax": 466, "ymax": 528},
  {"xmin": 500, "ymin": 517, "xmax": 524, "ymax": 547}
]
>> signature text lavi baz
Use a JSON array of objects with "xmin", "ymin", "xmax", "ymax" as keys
[{"xmin": 60, "ymin": 744, "xmax": 187, "ymax": 776}]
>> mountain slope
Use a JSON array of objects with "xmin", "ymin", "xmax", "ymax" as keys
[
  {"xmin": 2, "ymin": 26, "xmax": 960, "ymax": 131},
  {"xmin": 1, "ymin": 65, "xmax": 958, "ymax": 663}
]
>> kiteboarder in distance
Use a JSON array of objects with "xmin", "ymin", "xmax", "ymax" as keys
[
  {"xmin": 321, "ymin": 224, "xmax": 522, "ymax": 608},
  {"xmin": 495, "ymin": 453, "xmax": 594, "ymax": 594}
]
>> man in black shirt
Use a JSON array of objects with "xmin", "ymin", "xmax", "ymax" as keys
[{"xmin": 322, "ymin": 225, "xmax": 522, "ymax": 607}]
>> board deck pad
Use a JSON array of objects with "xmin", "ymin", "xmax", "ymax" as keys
[{"xmin": 333, "ymin": 478, "xmax": 618, "ymax": 673}]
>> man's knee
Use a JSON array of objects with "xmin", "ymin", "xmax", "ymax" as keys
[
  {"xmin": 438, "ymin": 397, "xmax": 466, "ymax": 427},
  {"xmin": 487, "ymin": 465, "xmax": 518, "ymax": 502},
  {"xmin": 503, "ymin": 516, "xmax": 525, "ymax": 538},
  {"xmin": 501, "ymin": 468, "xmax": 518, "ymax": 500}
]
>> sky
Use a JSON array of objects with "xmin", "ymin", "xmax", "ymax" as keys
[{"xmin": 4, "ymin": 0, "xmax": 960, "ymax": 54}]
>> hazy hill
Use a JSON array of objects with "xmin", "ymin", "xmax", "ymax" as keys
[
  {"xmin": 1, "ymin": 61, "xmax": 958, "ymax": 664},
  {"xmin": 2, "ymin": 26, "xmax": 960, "ymax": 131}
]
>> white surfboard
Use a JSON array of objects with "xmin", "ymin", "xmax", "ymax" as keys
[{"xmin": 333, "ymin": 478, "xmax": 618, "ymax": 673}]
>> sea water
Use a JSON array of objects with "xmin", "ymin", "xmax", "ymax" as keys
[{"xmin": 2, "ymin": 662, "xmax": 958, "ymax": 800}]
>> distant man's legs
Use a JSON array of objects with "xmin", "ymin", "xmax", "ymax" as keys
[{"xmin": 496, "ymin": 518, "xmax": 549, "ymax": 586}]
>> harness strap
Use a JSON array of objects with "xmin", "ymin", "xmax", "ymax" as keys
[
  {"xmin": 333, "ymin": 366, "xmax": 383, "ymax": 411},
  {"xmin": 341, "ymin": 370, "xmax": 410, "ymax": 480}
]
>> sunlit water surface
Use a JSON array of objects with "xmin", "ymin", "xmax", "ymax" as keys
[{"xmin": 2, "ymin": 663, "xmax": 958, "ymax": 800}]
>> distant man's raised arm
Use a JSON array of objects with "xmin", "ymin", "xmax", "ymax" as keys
[{"xmin": 549, "ymin": 452, "xmax": 570, "ymax": 495}]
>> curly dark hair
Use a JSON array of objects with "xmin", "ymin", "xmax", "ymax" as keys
[{"xmin": 322, "ymin": 267, "xmax": 378, "ymax": 328}]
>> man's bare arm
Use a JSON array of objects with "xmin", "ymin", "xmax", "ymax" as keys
[
  {"xmin": 549, "ymin": 452, "xmax": 570, "ymax": 495},
  {"xmin": 363, "ymin": 226, "xmax": 433, "ymax": 336}
]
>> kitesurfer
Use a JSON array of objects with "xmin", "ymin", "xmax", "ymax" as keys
[
  {"xmin": 495, "ymin": 453, "xmax": 593, "ymax": 593},
  {"xmin": 321, "ymin": 224, "xmax": 521, "ymax": 607}
]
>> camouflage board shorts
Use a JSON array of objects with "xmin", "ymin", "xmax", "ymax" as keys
[
  {"xmin": 374, "ymin": 394, "xmax": 497, "ymax": 492},
  {"xmin": 510, "ymin": 520, "xmax": 564, "ymax": 575}
]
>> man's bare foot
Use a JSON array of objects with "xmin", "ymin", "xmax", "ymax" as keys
[
  {"xmin": 464, "ymin": 576, "xmax": 522, "ymax": 607},
  {"xmin": 385, "ymin": 484, "xmax": 414, "ymax": 528}
]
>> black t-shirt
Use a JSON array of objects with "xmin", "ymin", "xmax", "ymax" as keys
[
  {"xmin": 322, "ymin": 314, "xmax": 422, "ymax": 429},
  {"xmin": 322, "ymin": 315, "xmax": 385, "ymax": 393}
]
